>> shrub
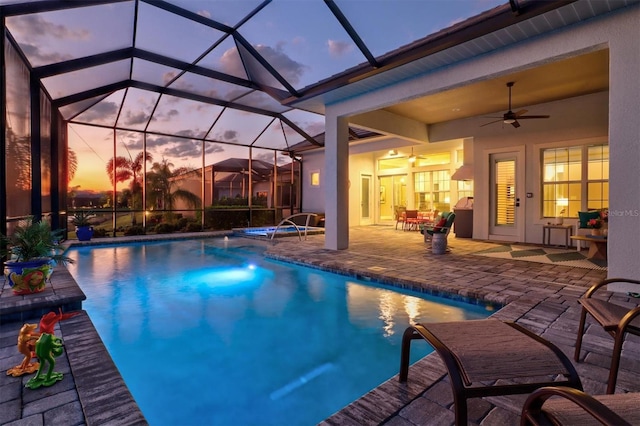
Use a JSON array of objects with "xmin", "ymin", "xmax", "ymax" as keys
[
  {"xmin": 154, "ymin": 223, "xmax": 175, "ymax": 234},
  {"xmin": 124, "ymin": 225, "xmax": 145, "ymax": 236},
  {"xmin": 92, "ymin": 228, "xmax": 109, "ymax": 238},
  {"xmin": 185, "ymin": 223, "xmax": 201, "ymax": 232}
]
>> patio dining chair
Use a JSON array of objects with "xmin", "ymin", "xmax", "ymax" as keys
[
  {"xmin": 573, "ymin": 277, "xmax": 640, "ymax": 394},
  {"xmin": 403, "ymin": 210, "xmax": 419, "ymax": 231},
  {"xmin": 394, "ymin": 206, "xmax": 407, "ymax": 230},
  {"xmin": 521, "ymin": 386, "xmax": 638, "ymax": 425}
]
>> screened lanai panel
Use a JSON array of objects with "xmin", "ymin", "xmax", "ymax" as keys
[
  {"xmin": 131, "ymin": 59, "xmax": 185, "ymax": 88},
  {"xmin": 41, "ymin": 60, "xmax": 131, "ymax": 100},
  {"xmin": 136, "ymin": 1, "xmax": 226, "ymax": 65},
  {"xmin": 282, "ymin": 109, "xmax": 325, "ymax": 139},
  {"xmin": 238, "ymin": 0, "xmax": 368, "ymax": 90},
  {"xmin": 169, "ymin": 71, "xmax": 252, "ymax": 102},
  {"xmin": 59, "ymin": 94, "xmax": 111, "ymax": 121},
  {"xmin": 72, "ymin": 91, "xmax": 126, "ymax": 127},
  {"xmin": 206, "ymin": 108, "xmax": 274, "ymax": 146},
  {"xmin": 67, "ymin": 124, "xmax": 114, "ymax": 198},
  {"xmin": 5, "ymin": 37, "xmax": 31, "ymax": 219},
  {"xmin": 147, "ymin": 94, "xmax": 224, "ymax": 139},
  {"xmin": 195, "ymin": 35, "xmax": 249, "ymax": 80},
  {"xmin": 334, "ymin": 0, "xmax": 505, "ymax": 58},
  {"xmin": 252, "ymin": 120, "xmax": 290, "ymax": 151},
  {"xmin": 116, "ymin": 88, "xmax": 160, "ymax": 131},
  {"xmin": 236, "ymin": 42, "xmax": 287, "ymax": 92},
  {"xmin": 165, "ymin": 0, "xmax": 263, "ymax": 28},
  {"xmin": 40, "ymin": 90, "xmax": 52, "ymax": 214},
  {"xmin": 5, "ymin": 2, "xmax": 135, "ymax": 67},
  {"xmin": 233, "ymin": 90, "xmax": 291, "ymax": 114}
]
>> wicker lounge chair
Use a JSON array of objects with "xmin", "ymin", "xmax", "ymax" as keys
[
  {"xmin": 574, "ymin": 277, "xmax": 640, "ymax": 393},
  {"xmin": 521, "ymin": 386, "xmax": 638, "ymax": 425}
]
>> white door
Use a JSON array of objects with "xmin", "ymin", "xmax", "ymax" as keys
[
  {"xmin": 489, "ymin": 150, "xmax": 525, "ymax": 241},
  {"xmin": 360, "ymin": 174, "xmax": 373, "ymax": 225}
]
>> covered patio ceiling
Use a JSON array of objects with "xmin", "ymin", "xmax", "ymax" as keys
[{"xmin": 2, "ymin": 0, "xmax": 599, "ymax": 154}]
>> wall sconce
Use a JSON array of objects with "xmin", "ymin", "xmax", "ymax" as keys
[{"xmin": 388, "ymin": 149, "xmax": 398, "ymax": 156}]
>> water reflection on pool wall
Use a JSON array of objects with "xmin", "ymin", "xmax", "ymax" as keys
[
  {"xmin": 346, "ymin": 283, "xmax": 472, "ymax": 337},
  {"xmin": 66, "ymin": 238, "xmax": 490, "ymax": 426}
]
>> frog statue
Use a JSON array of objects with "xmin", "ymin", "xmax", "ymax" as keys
[
  {"xmin": 25, "ymin": 333, "xmax": 64, "ymax": 389},
  {"xmin": 6, "ymin": 323, "xmax": 40, "ymax": 377}
]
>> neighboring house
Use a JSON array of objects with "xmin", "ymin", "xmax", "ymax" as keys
[
  {"xmin": 291, "ymin": 3, "xmax": 639, "ymax": 283},
  {"xmin": 171, "ymin": 158, "xmax": 299, "ymax": 213}
]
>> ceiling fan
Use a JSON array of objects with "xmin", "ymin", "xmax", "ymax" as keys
[{"xmin": 481, "ymin": 82, "xmax": 550, "ymax": 128}]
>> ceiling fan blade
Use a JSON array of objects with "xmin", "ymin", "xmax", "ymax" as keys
[
  {"xmin": 513, "ymin": 109, "xmax": 528, "ymax": 117},
  {"xmin": 516, "ymin": 115, "xmax": 551, "ymax": 119},
  {"xmin": 511, "ymin": 120, "xmax": 521, "ymax": 128},
  {"xmin": 480, "ymin": 118, "xmax": 503, "ymax": 127}
]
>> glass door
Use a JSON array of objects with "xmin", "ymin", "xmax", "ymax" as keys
[
  {"xmin": 379, "ymin": 175, "xmax": 407, "ymax": 222},
  {"xmin": 360, "ymin": 174, "xmax": 372, "ymax": 225},
  {"xmin": 489, "ymin": 151, "xmax": 524, "ymax": 240}
]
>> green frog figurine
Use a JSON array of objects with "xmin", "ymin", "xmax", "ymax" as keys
[{"xmin": 25, "ymin": 333, "xmax": 64, "ymax": 389}]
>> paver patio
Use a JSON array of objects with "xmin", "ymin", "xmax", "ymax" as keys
[{"xmin": 1, "ymin": 226, "xmax": 638, "ymax": 425}]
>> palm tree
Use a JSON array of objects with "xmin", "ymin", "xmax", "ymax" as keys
[
  {"xmin": 106, "ymin": 151, "xmax": 152, "ymax": 224},
  {"xmin": 146, "ymin": 159, "xmax": 201, "ymax": 218}
]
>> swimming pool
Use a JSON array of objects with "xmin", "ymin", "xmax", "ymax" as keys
[{"xmin": 66, "ymin": 238, "xmax": 491, "ymax": 425}]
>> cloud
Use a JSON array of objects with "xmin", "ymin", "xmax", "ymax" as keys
[
  {"xmin": 160, "ymin": 140, "xmax": 224, "ymax": 159},
  {"xmin": 327, "ymin": 39, "xmax": 353, "ymax": 57},
  {"xmin": 9, "ymin": 15, "xmax": 90, "ymax": 42},
  {"xmin": 252, "ymin": 151, "xmax": 275, "ymax": 163},
  {"xmin": 211, "ymin": 129, "xmax": 238, "ymax": 142},
  {"xmin": 19, "ymin": 43, "xmax": 72, "ymax": 65},
  {"xmin": 253, "ymin": 44, "xmax": 308, "ymax": 86},
  {"xmin": 123, "ymin": 111, "xmax": 150, "ymax": 126},
  {"xmin": 220, "ymin": 47, "xmax": 247, "ymax": 78},
  {"xmin": 163, "ymin": 71, "xmax": 179, "ymax": 86},
  {"xmin": 76, "ymin": 101, "xmax": 119, "ymax": 122}
]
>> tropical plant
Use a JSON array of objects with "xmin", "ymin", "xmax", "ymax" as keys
[
  {"xmin": 106, "ymin": 150, "xmax": 153, "ymax": 224},
  {"xmin": 0, "ymin": 218, "xmax": 73, "ymax": 264},
  {"xmin": 70, "ymin": 210, "xmax": 93, "ymax": 227},
  {"xmin": 146, "ymin": 158, "xmax": 201, "ymax": 214}
]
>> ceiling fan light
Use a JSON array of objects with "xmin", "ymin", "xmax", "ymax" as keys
[
  {"xmin": 408, "ymin": 155, "xmax": 416, "ymax": 163},
  {"xmin": 504, "ymin": 118, "xmax": 516, "ymax": 124}
]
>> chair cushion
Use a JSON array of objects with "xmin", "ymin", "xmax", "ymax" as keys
[
  {"xmin": 433, "ymin": 217, "xmax": 448, "ymax": 232},
  {"xmin": 578, "ymin": 211, "xmax": 601, "ymax": 228}
]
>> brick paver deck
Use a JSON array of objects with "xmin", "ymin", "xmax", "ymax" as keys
[{"xmin": 1, "ymin": 226, "xmax": 638, "ymax": 425}]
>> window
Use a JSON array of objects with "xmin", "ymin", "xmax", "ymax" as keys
[
  {"xmin": 310, "ymin": 171, "xmax": 320, "ymax": 186},
  {"xmin": 457, "ymin": 180, "xmax": 474, "ymax": 200},
  {"xmin": 541, "ymin": 144, "xmax": 608, "ymax": 218},
  {"xmin": 414, "ymin": 170, "xmax": 450, "ymax": 212}
]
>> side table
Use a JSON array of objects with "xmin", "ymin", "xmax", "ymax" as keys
[{"xmin": 542, "ymin": 224, "xmax": 573, "ymax": 249}]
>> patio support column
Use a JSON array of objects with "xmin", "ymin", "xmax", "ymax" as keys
[
  {"xmin": 325, "ymin": 114, "xmax": 349, "ymax": 250},
  {"xmin": 607, "ymin": 24, "xmax": 640, "ymax": 286}
]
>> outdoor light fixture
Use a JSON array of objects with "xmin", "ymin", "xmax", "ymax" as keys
[
  {"xmin": 408, "ymin": 148, "xmax": 416, "ymax": 163},
  {"xmin": 389, "ymin": 149, "xmax": 398, "ymax": 156}
]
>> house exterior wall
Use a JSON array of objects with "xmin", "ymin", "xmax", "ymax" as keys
[
  {"xmin": 430, "ymin": 91, "xmax": 609, "ymax": 244},
  {"xmin": 315, "ymin": 5, "xmax": 639, "ymax": 280}
]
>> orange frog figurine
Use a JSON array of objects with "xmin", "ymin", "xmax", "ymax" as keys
[{"xmin": 6, "ymin": 323, "xmax": 41, "ymax": 377}]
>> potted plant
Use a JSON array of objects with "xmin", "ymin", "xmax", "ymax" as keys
[
  {"xmin": 0, "ymin": 217, "xmax": 74, "ymax": 295},
  {"xmin": 71, "ymin": 210, "xmax": 94, "ymax": 241}
]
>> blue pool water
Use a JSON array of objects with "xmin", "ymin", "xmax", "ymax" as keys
[{"xmin": 66, "ymin": 238, "xmax": 491, "ymax": 426}]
